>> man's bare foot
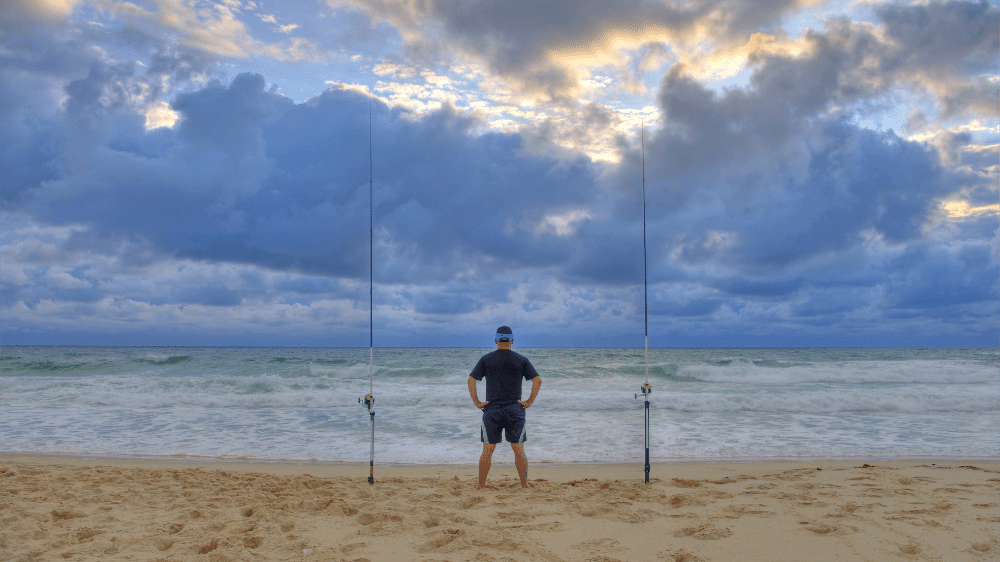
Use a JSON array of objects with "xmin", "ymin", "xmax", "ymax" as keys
[{"xmin": 520, "ymin": 482, "xmax": 532, "ymax": 488}]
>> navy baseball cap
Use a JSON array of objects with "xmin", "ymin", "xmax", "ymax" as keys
[{"xmin": 494, "ymin": 326, "xmax": 513, "ymax": 342}]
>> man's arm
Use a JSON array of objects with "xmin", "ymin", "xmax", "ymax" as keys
[
  {"xmin": 519, "ymin": 376, "xmax": 541, "ymax": 408},
  {"xmin": 468, "ymin": 376, "xmax": 488, "ymax": 409}
]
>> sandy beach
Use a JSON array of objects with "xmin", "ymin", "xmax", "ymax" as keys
[{"xmin": 1, "ymin": 455, "xmax": 997, "ymax": 561}]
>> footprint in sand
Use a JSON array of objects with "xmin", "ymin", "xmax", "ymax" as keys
[
  {"xmin": 669, "ymin": 494, "xmax": 689, "ymax": 508},
  {"xmin": 671, "ymin": 478, "xmax": 702, "ymax": 488},
  {"xmin": 970, "ymin": 541, "xmax": 994, "ymax": 554},
  {"xmin": 51, "ymin": 509, "xmax": 86, "ymax": 521},
  {"xmin": 356, "ymin": 511, "xmax": 402, "ymax": 525},
  {"xmin": 804, "ymin": 523, "xmax": 838, "ymax": 535},
  {"xmin": 339, "ymin": 541, "xmax": 367, "ymax": 554},
  {"xmin": 579, "ymin": 505, "xmax": 611, "ymax": 517},
  {"xmin": 416, "ymin": 533, "xmax": 457, "ymax": 553},
  {"xmin": 660, "ymin": 550, "xmax": 705, "ymax": 562},
  {"xmin": 572, "ymin": 537, "xmax": 619, "ymax": 551},
  {"xmin": 723, "ymin": 504, "xmax": 773, "ymax": 517},
  {"xmin": 74, "ymin": 527, "xmax": 102, "ymax": 542},
  {"xmin": 800, "ymin": 521, "xmax": 857, "ymax": 536},
  {"xmin": 460, "ymin": 496, "xmax": 485, "ymax": 509},
  {"xmin": 242, "ymin": 536, "xmax": 264, "ymax": 549},
  {"xmin": 496, "ymin": 510, "xmax": 535, "ymax": 522},
  {"xmin": 674, "ymin": 524, "xmax": 732, "ymax": 540}
]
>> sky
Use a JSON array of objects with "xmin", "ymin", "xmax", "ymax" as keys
[{"xmin": 1, "ymin": 0, "xmax": 997, "ymax": 348}]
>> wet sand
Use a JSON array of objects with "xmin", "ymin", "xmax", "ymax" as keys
[{"xmin": 1, "ymin": 454, "xmax": 997, "ymax": 561}]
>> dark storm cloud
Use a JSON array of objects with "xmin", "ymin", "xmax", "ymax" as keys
[
  {"xmin": 251, "ymin": 87, "xmax": 597, "ymax": 281},
  {"xmin": 595, "ymin": 66, "xmax": 947, "ymax": 277},
  {"xmin": 0, "ymin": 4, "xmax": 224, "ymax": 205},
  {"xmin": 649, "ymin": 298, "xmax": 723, "ymax": 317},
  {"xmin": 711, "ymin": 277, "xmax": 804, "ymax": 299},
  {"xmin": 5, "ymin": 67, "xmax": 598, "ymax": 288},
  {"xmin": 873, "ymin": 0, "xmax": 1000, "ymax": 119},
  {"xmin": 876, "ymin": 0, "xmax": 999, "ymax": 78},
  {"xmin": 412, "ymin": 291, "xmax": 481, "ymax": 315},
  {"xmin": 638, "ymin": 3, "xmax": 994, "ymax": 255},
  {"xmin": 887, "ymin": 238, "xmax": 999, "ymax": 311},
  {"xmin": 175, "ymin": 284, "xmax": 243, "ymax": 307},
  {"xmin": 577, "ymin": 2, "xmax": 999, "ymax": 327},
  {"xmin": 273, "ymin": 275, "xmax": 345, "ymax": 295},
  {"xmin": 0, "ymin": 16, "xmax": 108, "ymax": 203},
  {"xmin": 342, "ymin": 0, "xmax": 807, "ymax": 98}
]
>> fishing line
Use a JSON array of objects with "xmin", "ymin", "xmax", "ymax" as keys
[
  {"xmin": 637, "ymin": 121, "xmax": 652, "ymax": 484},
  {"xmin": 369, "ymin": 96, "xmax": 374, "ymax": 401},
  {"xmin": 359, "ymin": 96, "xmax": 375, "ymax": 485}
]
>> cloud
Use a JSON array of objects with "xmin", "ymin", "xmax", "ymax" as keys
[
  {"xmin": 1, "ymin": 0, "xmax": 997, "ymax": 346},
  {"xmin": 1, "ymin": 0, "xmax": 81, "ymax": 23},
  {"xmin": 623, "ymin": 3, "xmax": 997, "ymax": 273},
  {"xmin": 257, "ymin": 13, "xmax": 300, "ymax": 33},
  {"xmin": 330, "ymin": 0, "xmax": 814, "ymax": 100},
  {"xmin": 6, "ymin": 68, "xmax": 603, "ymax": 281},
  {"xmin": 63, "ymin": 0, "xmax": 332, "ymax": 63},
  {"xmin": 764, "ymin": 3, "xmax": 1000, "ymax": 124},
  {"xmin": 877, "ymin": 1, "xmax": 999, "ymax": 80},
  {"xmin": 316, "ymin": 0, "xmax": 999, "ymax": 172},
  {"xmin": 577, "ymin": 3, "xmax": 997, "ymax": 339}
]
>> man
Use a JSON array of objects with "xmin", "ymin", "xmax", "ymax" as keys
[{"xmin": 467, "ymin": 325, "xmax": 542, "ymax": 489}]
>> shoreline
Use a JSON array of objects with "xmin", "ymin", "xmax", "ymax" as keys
[{"xmin": 4, "ymin": 452, "xmax": 997, "ymax": 479}]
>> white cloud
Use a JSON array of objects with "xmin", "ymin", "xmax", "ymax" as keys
[
  {"xmin": 5, "ymin": 0, "xmax": 81, "ymax": 20},
  {"xmin": 531, "ymin": 209, "xmax": 593, "ymax": 237},
  {"xmin": 372, "ymin": 61, "xmax": 418, "ymax": 79},
  {"xmin": 144, "ymin": 99, "xmax": 179, "ymax": 129},
  {"xmin": 259, "ymin": 12, "xmax": 299, "ymax": 33},
  {"xmin": 940, "ymin": 200, "xmax": 1000, "ymax": 219},
  {"xmin": 90, "ymin": 0, "xmax": 324, "ymax": 61}
]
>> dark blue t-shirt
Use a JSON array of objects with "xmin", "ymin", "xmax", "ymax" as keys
[{"xmin": 469, "ymin": 349, "xmax": 539, "ymax": 411}]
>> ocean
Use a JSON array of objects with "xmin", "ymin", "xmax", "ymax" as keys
[{"xmin": 1, "ymin": 346, "xmax": 997, "ymax": 465}]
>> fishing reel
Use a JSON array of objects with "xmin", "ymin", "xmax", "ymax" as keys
[
  {"xmin": 359, "ymin": 394, "xmax": 374, "ymax": 410},
  {"xmin": 635, "ymin": 382, "xmax": 652, "ymax": 399}
]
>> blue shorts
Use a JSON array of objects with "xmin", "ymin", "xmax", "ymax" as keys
[{"xmin": 481, "ymin": 403, "xmax": 526, "ymax": 444}]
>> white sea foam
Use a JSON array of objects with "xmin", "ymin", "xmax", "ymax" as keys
[
  {"xmin": 1, "ymin": 346, "xmax": 997, "ymax": 462},
  {"xmin": 308, "ymin": 362, "xmax": 371, "ymax": 379},
  {"xmin": 659, "ymin": 389, "xmax": 999, "ymax": 414},
  {"xmin": 677, "ymin": 360, "xmax": 997, "ymax": 385}
]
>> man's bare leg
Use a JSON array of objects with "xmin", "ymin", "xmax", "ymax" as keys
[
  {"xmin": 478, "ymin": 443, "xmax": 496, "ymax": 488},
  {"xmin": 511, "ymin": 442, "xmax": 530, "ymax": 488}
]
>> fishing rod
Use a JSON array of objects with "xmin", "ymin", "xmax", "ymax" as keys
[
  {"xmin": 358, "ymin": 96, "xmax": 375, "ymax": 485},
  {"xmin": 636, "ymin": 121, "xmax": 652, "ymax": 483}
]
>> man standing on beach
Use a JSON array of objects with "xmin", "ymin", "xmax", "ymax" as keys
[{"xmin": 467, "ymin": 326, "xmax": 542, "ymax": 489}]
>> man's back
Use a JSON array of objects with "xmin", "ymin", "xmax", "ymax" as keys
[{"xmin": 469, "ymin": 349, "xmax": 538, "ymax": 409}]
